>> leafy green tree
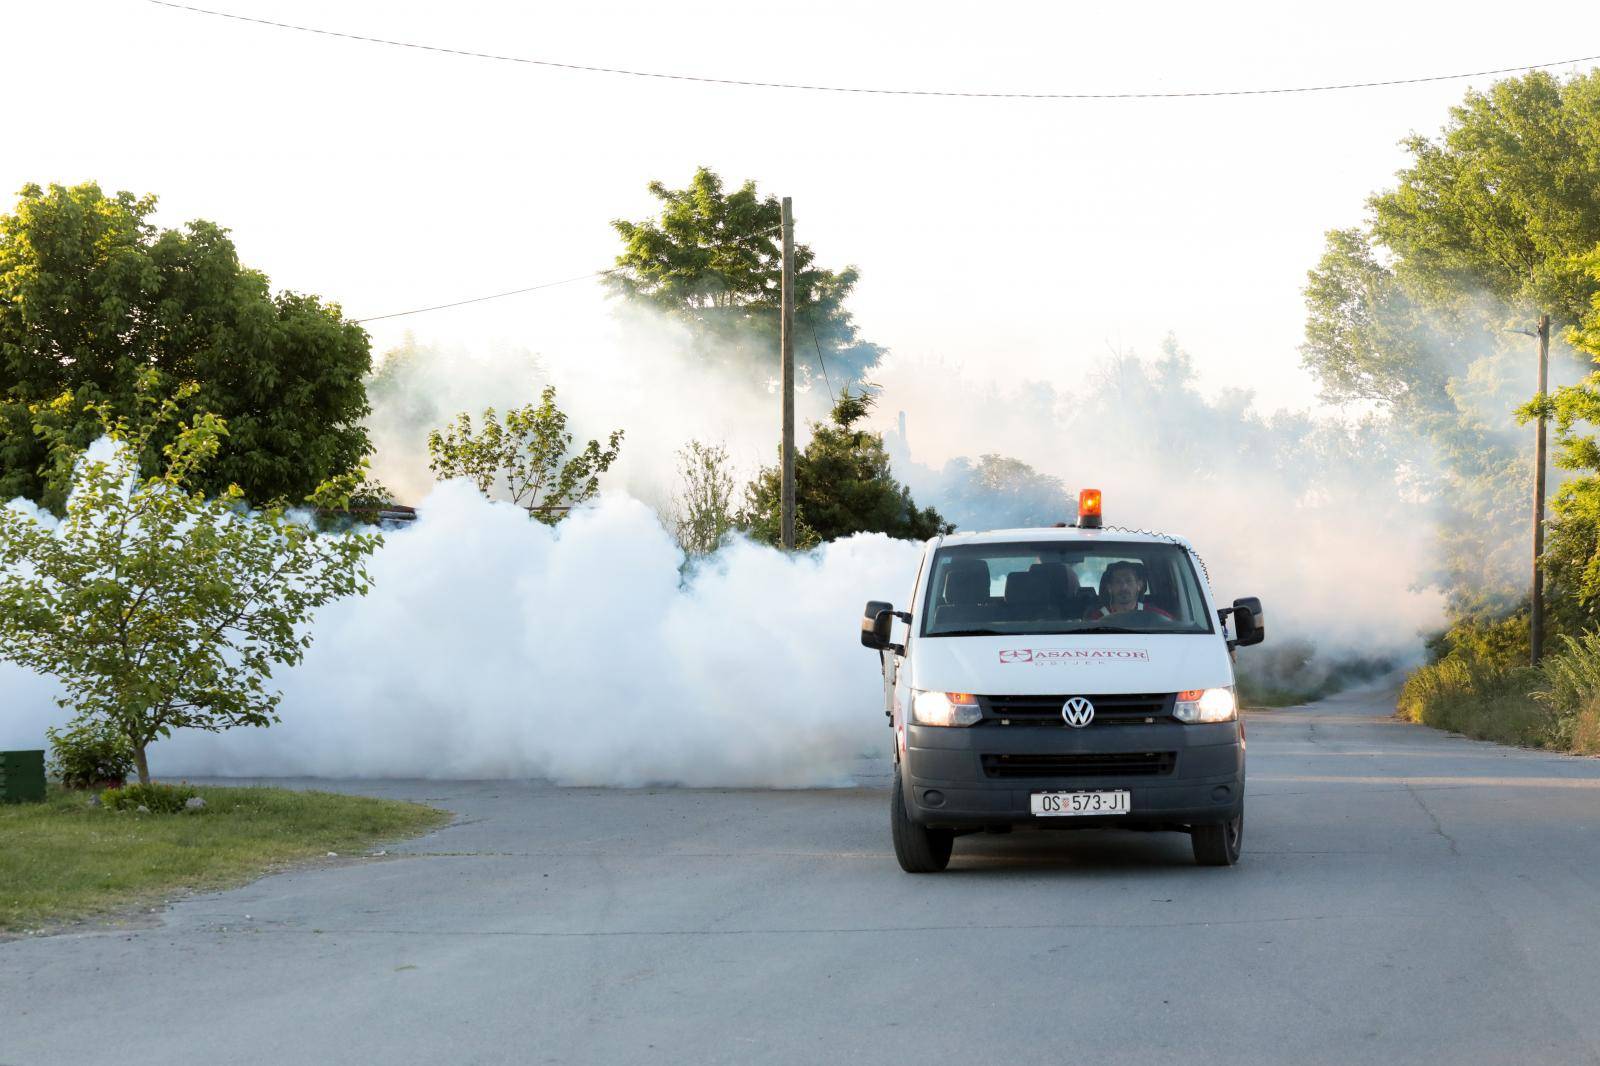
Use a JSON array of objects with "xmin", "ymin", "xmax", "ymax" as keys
[
  {"xmin": 670, "ymin": 439, "xmax": 740, "ymax": 556},
  {"xmin": 1371, "ymin": 71, "xmax": 1600, "ymax": 324},
  {"xmin": 1530, "ymin": 250, "xmax": 1600, "ymax": 631},
  {"xmin": 744, "ymin": 389, "xmax": 950, "ymax": 546},
  {"xmin": 0, "ymin": 182, "xmax": 373, "ymax": 509},
  {"xmin": 427, "ymin": 385, "xmax": 622, "ymax": 524},
  {"xmin": 0, "ymin": 379, "xmax": 380, "ymax": 785},
  {"xmin": 1300, "ymin": 72, "xmax": 1600, "ymax": 621},
  {"xmin": 610, "ymin": 167, "xmax": 884, "ymax": 381}
]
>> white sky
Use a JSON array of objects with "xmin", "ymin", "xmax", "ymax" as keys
[{"xmin": 12, "ymin": 0, "xmax": 1598, "ymax": 412}]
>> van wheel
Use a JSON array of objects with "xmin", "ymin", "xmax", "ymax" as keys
[
  {"xmin": 891, "ymin": 768, "xmax": 953, "ymax": 873},
  {"xmin": 1191, "ymin": 812, "xmax": 1243, "ymax": 866}
]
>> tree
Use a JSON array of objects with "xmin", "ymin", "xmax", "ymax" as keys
[
  {"xmin": 426, "ymin": 385, "xmax": 622, "ymax": 524},
  {"xmin": 933, "ymin": 454, "xmax": 1071, "ymax": 531},
  {"xmin": 744, "ymin": 389, "xmax": 950, "ymax": 546},
  {"xmin": 1300, "ymin": 72, "xmax": 1600, "ymax": 622},
  {"xmin": 1301, "ymin": 229, "xmax": 1457, "ymax": 412},
  {"xmin": 0, "ymin": 379, "xmax": 380, "ymax": 785},
  {"xmin": 0, "ymin": 182, "xmax": 373, "ymax": 510},
  {"xmin": 609, "ymin": 167, "xmax": 884, "ymax": 382},
  {"xmin": 1371, "ymin": 71, "xmax": 1600, "ymax": 324},
  {"xmin": 1531, "ymin": 250, "xmax": 1600, "ymax": 631},
  {"xmin": 670, "ymin": 439, "xmax": 739, "ymax": 556}
]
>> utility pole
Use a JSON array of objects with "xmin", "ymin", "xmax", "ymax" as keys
[
  {"xmin": 1532, "ymin": 312, "xmax": 1550, "ymax": 665},
  {"xmin": 780, "ymin": 196, "xmax": 796, "ymax": 550}
]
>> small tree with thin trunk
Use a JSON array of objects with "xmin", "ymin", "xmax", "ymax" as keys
[
  {"xmin": 0, "ymin": 379, "xmax": 381, "ymax": 785},
  {"xmin": 426, "ymin": 385, "xmax": 623, "ymax": 524},
  {"xmin": 670, "ymin": 440, "xmax": 739, "ymax": 556}
]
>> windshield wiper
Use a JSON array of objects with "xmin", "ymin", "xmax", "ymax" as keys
[
  {"xmin": 929, "ymin": 628, "xmax": 1006, "ymax": 637},
  {"xmin": 1072, "ymin": 625, "xmax": 1139, "ymax": 634}
]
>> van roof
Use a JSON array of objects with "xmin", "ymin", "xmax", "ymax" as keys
[{"xmin": 935, "ymin": 526, "xmax": 1198, "ymax": 551}]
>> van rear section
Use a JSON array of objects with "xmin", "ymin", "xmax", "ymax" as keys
[{"xmin": 860, "ymin": 502, "xmax": 1263, "ymax": 872}]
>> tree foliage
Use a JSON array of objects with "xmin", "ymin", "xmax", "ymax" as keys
[
  {"xmin": 0, "ymin": 182, "xmax": 373, "ymax": 510},
  {"xmin": 1301, "ymin": 71, "xmax": 1600, "ymax": 622},
  {"xmin": 427, "ymin": 385, "xmax": 622, "ymax": 524},
  {"xmin": 1370, "ymin": 71, "xmax": 1600, "ymax": 322},
  {"xmin": 1532, "ymin": 251, "xmax": 1600, "ymax": 630},
  {"xmin": 0, "ymin": 379, "xmax": 379, "ymax": 785},
  {"xmin": 670, "ymin": 439, "xmax": 739, "ymax": 556},
  {"xmin": 744, "ymin": 389, "xmax": 950, "ymax": 547},
  {"xmin": 609, "ymin": 167, "xmax": 883, "ymax": 382}
]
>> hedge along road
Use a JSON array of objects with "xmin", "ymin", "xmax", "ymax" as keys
[{"xmin": 4, "ymin": 687, "xmax": 1600, "ymax": 1066}]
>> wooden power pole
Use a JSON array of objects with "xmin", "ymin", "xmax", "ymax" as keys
[
  {"xmin": 1532, "ymin": 312, "xmax": 1550, "ymax": 665},
  {"xmin": 780, "ymin": 196, "xmax": 796, "ymax": 550}
]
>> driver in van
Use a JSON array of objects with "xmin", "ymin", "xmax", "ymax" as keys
[{"xmin": 1084, "ymin": 560, "xmax": 1174, "ymax": 621}]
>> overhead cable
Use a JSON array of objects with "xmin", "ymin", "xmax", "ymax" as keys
[
  {"xmin": 147, "ymin": 2, "xmax": 1600, "ymax": 101},
  {"xmin": 354, "ymin": 269, "xmax": 617, "ymax": 322}
]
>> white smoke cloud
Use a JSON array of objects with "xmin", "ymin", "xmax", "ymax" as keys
[
  {"xmin": 365, "ymin": 306, "xmax": 837, "ymax": 518},
  {"xmin": 0, "ymin": 315, "xmax": 1464, "ymax": 785},
  {"xmin": 1, "ymin": 483, "xmax": 918, "ymax": 787},
  {"xmin": 872, "ymin": 345, "xmax": 1446, "ymax": 654}
]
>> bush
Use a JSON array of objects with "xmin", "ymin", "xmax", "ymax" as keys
[
  {"xmin": 1535, "ymin": 631, "xmax": 1600, "ymax": 754},
  {"xmin": 46, "ymin": 721, "xmax": 135, "ymax": 789},
  {"xmin": 102, "ymin": 782, "xmax": 199, "ymax": 814},
  {"xmin": 1398, "ymin": 655, "xmax": 1556, "ymax": 748}
]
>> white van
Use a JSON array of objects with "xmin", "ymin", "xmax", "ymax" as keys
[{"xmin": 859, "ymin": 490, "xmax": 1263, "ymax": 872}]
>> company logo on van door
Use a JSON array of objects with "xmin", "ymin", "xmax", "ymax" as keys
[{"xmin": 998, "ymin": 648, "xmax": 1150, "ymax": 665}]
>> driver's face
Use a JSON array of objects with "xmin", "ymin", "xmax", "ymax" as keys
[{"xmin": 1105, "ymin": 569, "xmax": 1141, "ymax": 608}]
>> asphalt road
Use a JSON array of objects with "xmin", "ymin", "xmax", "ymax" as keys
[{"xmin": 6, "ymin": 687, "xmax": 1600, "ymax": 1065}]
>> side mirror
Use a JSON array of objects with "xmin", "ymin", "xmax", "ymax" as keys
[
  {"xmin": 861, "ymin": 600, "xmax": 894, "ymax": 650},
  {"xmin": 1231, "ymin": 596, "xmax": 1264, "ymax": 647}
]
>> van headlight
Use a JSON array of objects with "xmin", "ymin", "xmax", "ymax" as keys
[
  {"xmin": 1174, "ymin": 687, "xmax": 1237, "ymax": 723},
  {"xmin": 911, "ymin": 690, "xmax": 983, "ymax": 727}
]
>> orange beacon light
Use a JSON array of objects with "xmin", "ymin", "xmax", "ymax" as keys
[{"xmin": 1078, "ymin": 488, "xmax": 1103, "ymax": 529}]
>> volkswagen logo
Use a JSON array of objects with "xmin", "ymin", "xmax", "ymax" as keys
[{"xmin": 1062, "ymin": 697, "xmax": 1095, "ymax": 728}]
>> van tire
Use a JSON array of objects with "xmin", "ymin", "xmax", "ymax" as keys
[
  {"xmin": 891, "ymin": 768, "xmax": 953, "ymax": 872},
  {"xmin": 1191, "ymin": 811, "xmax": 1243, "ymax": 866}
]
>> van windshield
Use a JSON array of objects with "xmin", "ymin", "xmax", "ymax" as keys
[{"xmin": 919, "ymin": 540, "xmax": 1213, "ymax": 637}]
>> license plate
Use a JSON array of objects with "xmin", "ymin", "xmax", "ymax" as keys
[{"xmin": 1031, "ymin": 790, "xmax": 1130, "ymax": 817}]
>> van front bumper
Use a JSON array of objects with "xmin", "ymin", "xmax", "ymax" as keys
[{"xmin": 901, "ymin": 721, "xmax": 1244, "ymax": 830}]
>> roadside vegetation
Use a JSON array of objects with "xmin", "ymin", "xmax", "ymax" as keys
[
  {"xmin": 0, "ymin": 784, "xmax": 447, "ymax": 935},
  {"xmin": 1300, "ymin": 70, "xmax": 1600, "ymax": 751}
]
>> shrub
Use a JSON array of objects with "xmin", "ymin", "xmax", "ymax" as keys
[
  {"xmin": 1398, "ymin": 656, "xmax": 1555, "ymax": 747},
  {"xmin": 1534, "ymin": 630, "xmax": 1600, "ymax": 751},
  {"xmin": 46, "ymin": 721, "xmax": 135, "ymax": 788},
  {"xmin": 102, "ymin": 782, "xmax": 199, "ymax": 814}
]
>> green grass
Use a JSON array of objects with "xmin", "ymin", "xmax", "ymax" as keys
[
  {"xmin": 1397, "ymin": 658, "xmax": 1572, "ymax": 749},
  {"xmin": 0, "ymin": 784, "xmax": 450, "ymax": 934}
]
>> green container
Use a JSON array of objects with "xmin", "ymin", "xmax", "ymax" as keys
[{"xmin": 0, "ymin": 749, "xmax": 47, "ymax": 803}]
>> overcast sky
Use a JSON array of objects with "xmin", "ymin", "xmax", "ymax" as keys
[{"xmin": 12, "ymin": 0, "xmax": 1597, "ymax": 412}]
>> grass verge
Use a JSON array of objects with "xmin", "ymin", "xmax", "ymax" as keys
[
  {"xmin": 0, "ymin": 784, "xmax": 449, "ymax": 935},
  {"xmin": 1398, "ymin": 656, "xmax": 1600, "ymax": 753}
]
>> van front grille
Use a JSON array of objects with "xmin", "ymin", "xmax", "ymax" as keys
[
  {"xmin": 980, "ymin": 751, "xmax": 1177, "ymax": 778},
  {"xmin": 981, "ymin": 693, "xmax": 1174, "ymax": 726}
]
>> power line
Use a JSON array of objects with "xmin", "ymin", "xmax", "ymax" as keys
[
  {"xmin": 355, "ymin": 221, "xmax": 788, "ymax": 322},
  {"xmin": 147, "ymin": 1, "xmax": 1600, "ymax": 100},
  {"xmin": 810, "ymin": 326, "xmax": 835, "ymax": 405},
  {"xmin": 353, "ymin": 269, "xmax": 618, "ymax": 322}
]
